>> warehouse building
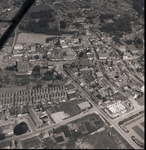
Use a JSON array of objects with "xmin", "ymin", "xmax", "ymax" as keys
[{"xmin": 77, "ymin": 101, "xmax": 91, "ymax": 111}]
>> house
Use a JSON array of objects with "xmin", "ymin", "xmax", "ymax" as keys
[
  {"xmin": 98, "ymin": 53, "xmax": 109, "ymax": 60},
  {"xmin": 77, "ymin": 101, "xmax": 91, "ymax": 111},
  {"xmin": 41, "ymin": 131, "xmax": 50, "ymax": 139}
]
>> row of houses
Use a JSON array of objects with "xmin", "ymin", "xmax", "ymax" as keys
[{"xmin": 0, "ymin": 86, "xmax": 68, "ymax": 106}]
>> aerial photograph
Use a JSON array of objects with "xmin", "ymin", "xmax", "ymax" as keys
[{"xmin": 0, "ymin": 0, "xmax": 144, "ymax": 149}]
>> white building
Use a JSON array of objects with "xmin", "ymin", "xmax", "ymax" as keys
[{"xmin": 14, "ymin": 44, "xmax": 23, "ymax": 50}]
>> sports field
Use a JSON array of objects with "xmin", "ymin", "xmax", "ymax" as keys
[{"xmin": 16, "ymin": 33, "xmax": 57, "ymax": 45}]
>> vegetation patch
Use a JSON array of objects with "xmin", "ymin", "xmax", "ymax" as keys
[
  {"xmin": 14, "ymin": 122, "xmax": 29, "ymax": 135},
  {"xmin": 21, "ymin": 136, "xmax": 41, "ymax": 149}
]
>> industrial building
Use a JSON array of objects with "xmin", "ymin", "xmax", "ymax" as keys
[{"xmin": 77, "ymin": 101, "xmax": 91, "ymax": 111}]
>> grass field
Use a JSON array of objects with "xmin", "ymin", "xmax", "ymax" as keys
[
  {"xmin": 21, "ymin": 136, "xmax": 41, "ymax": 149},
  {"xmin": 64, "ymin": 83, "xmax": 75, "ymax": 90},
  {"xmin": 111, "ymin": 92, "xmax": 127, "ymax": 101},
  {"xmin": 53, "ymin": 99, "xmax": 88, "ymax": 117},
  {"xmin": 16, "ymin": 33, "xmax": 57, "ymax": 44}
]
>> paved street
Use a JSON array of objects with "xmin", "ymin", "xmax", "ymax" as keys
[
  {"xmin": 62, "ymin": 66, "xmax": 144, "ymax": 149},
  {"xmin": 0, "ymin": 107, "xmax": 96, "ymax": 142}
]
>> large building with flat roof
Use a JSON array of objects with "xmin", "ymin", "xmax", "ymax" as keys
[{"xmin": 77, "ymin": 101, "xmax": 91, "ymax": 111}]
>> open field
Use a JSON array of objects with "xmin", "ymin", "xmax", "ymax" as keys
[
  {"xmin": 53, "ymin": 99, "xmax": 90, "ymax": 117},
  {"xmin": 21, "ymin": 136, "xmax": 41, "ymax": 149},
  {"xmin": 51, "ymin": 111, "xmax": 70, "ymax": 123},
  {"xmin": 111, "ymin": 92, "xmax": 127, "ymax": 101},
  {"xmin": 16, "ymin": 33, "xmax": 57, "ymax": 44},
  {"xmin": 64, "ymin": 83, "xmax": 75, "ymax": 90},
  {"xmin": 136, "ymin": 94, "xmax": 144, "ymax": 106}
]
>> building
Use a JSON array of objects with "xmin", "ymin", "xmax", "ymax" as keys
[
  {"xmin": 123, "ymin": 52, "xmax": 132, "ymax": 60},
  {"xmin": 77, "ymin": 101, "xmax": 91, "ymax": 111},
  {"xmin": 0, "ymin": 125, "xmax": 14, "ymax": 137},
  {"xmin": 60, "ymin": 42, "xmax": 68, "ymax": 49},
  {"xmin": 96, "ymin": 71, "xmax": 103, "ymax": 78},
  {"xmin": 0, "ymin": 87, "xmax": 49, "ymax": 107},
  {"xmin": 29, "ymin": 108, "xmax": 43, "ymax": 128},
  {"xmin": 14, "ymin": 44, "xmax": 23, "ymax": 50},
  {"xmin": 118, "ymin": 45, "xmax": 126, "ymax": 52},
  {"xmin": 67, "ymin": 91, "xmax": 76, "ymax": 101},
  {"xmin": 98, "ymin": 53, "xmax": 109, "ymax": 60}
]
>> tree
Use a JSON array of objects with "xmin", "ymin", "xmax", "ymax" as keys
[
  {"xmin": 14, "ymin": 122, "xmax": 29, "ymax": 135},
  {"xmin": 70, "ymin": 62, "xmax": 75, "ymax": 68},
  {"xmin": 43, "ymin": 54, "xmax": 47, "ymax": 59},
  {"xmin": 56, "ymin": 74, "xmax": 62, "ymax": 80},
  {"xmin": 0, "ymin": 134, "xmax": 5, "ymax": 140},
  {"xmin": 79, "ymin": 51, "xmax": 84, "ymax": 58},
  {"xmin": 103, "ymin": 97, "xmax": 107, "ymax": 102},
  {"xmin": 33, "ymin": 65, "xmax": 40, "ymax": 72},
  {"xmin": 32, "ymin": 65, "xmax": 40, "ymax": 76},
  {"xmin": 34, "ymin": 55, "xmax": 39, "ymax": 59},
  {"xmin": 60, "ymin": 21, "xmax": 66, "ymax": 29}
]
